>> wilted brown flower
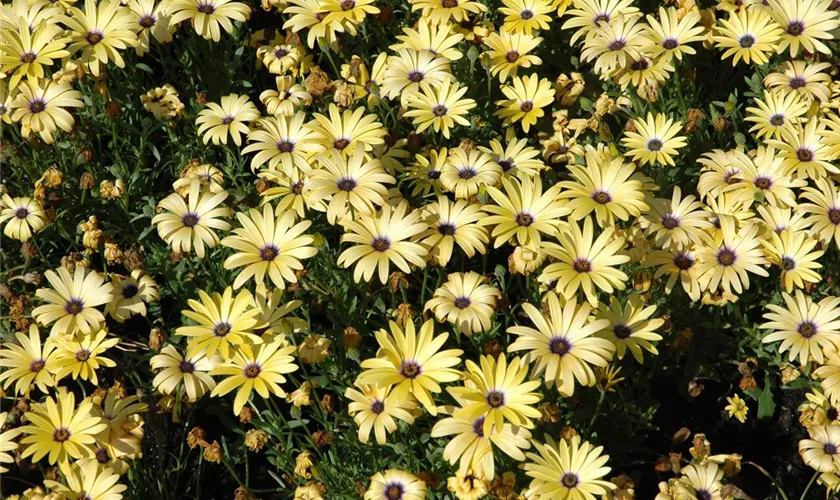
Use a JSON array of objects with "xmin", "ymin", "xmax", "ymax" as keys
[
  {"xmin": 123, "ymin": 247, "xmax": 144, "ymax": 271},
  {"xmin": 105, "ymin": 101, "xmax": 122, "ymax": 118},
  {"xmin": 334, "ymin": 83, "xmax": 356, "ymax": 107},
  {"xmin": 606, "ymin": 473, "xmax": 635, "ymax": 500},
  {"xmin": 149, "ymin": 328, "xmax": 165, "ymax": 352},
  {"xmin": 239, "ymin": 406, "xmax": 254, "ymax": 424},
  {"xmin": 100, "ymin": 179, "xmax": 125, "ymax": 199},
  {"xmin": 196, "ymin": 91, "xmax": 208, "ymax": 106},
  {"xmin": 636, "ymin": 83, "xmax": 659, "ymax": 103},
  {"xmin": 312, "ymin": 431, "xmax": 331, "ymax": 448},
  {"xmin": 488, "ymin": 472, "xmax": 516, "ymax": 500},
  {"xmin": 560, "ymin": 426, "xmax": 578, "ymax": 442},
  {"xmin": 203, "ymin": 440, "xmax": 222, "ymax": 463},
  {"xmin": 80, "ymin": 172, "xmax": 95, "ymax": 189},
  {"xmin": 690, "ymin": 433, "xmax": 711, "ymax": 461},
  {"xmin": 393, "ymin": 303, "xmax": 414, "ymax": 327},
  {"xmin": 103, "ymin": 242, "xmax": 123, "ymax": 265},
  {"xmin": 320, "ymin": 393, "xmax": 336, "ymax": 414},
  {"xmin": 234, "ymin": 486, "xmax": 257, "ymax": 500},
  {"xmin": 482, "ymin": 339, "xmax": 504, "ymax": 358},
  {"xmin": 538, "ymin": 402, "xmax": 561, "ymax": 423},
  {"xmin": 713, "ymin": 115, "xmax": 727, "ymax": 132},
  {"xmin": 780, "ymin": 363, "xmax": 801, "ymax": 385},
  {"xmin": 738, "ymin": 375, "xmax": 757, "ymax": 391},
  {"xmin": 388, "ymin": 272, "xmax": 408, "ymax": 292},
  {"xmin": 416, "ymin": 471, "xmax": 441, "ymax": 489},
  {"xmin": 305, "ymin": 67, "xmax": 333, "ymax": 97},
  {"xmin": 294, "ymin": 450, "xmax": 317, "ymax": 479},
  {"xmin": 299, "ymin": 334, "xmax": 331, "ymax": 364},
  {"xmin": 187, "ymin": 427, "xmax": 207, "ymax": 449},
  {"xmin": 684, "ymin": 108, "xmax": 706, "ymax": 134},
  {"xmin": 343, "ymin": 327, "xmax": 361, "ymax": 349},
  {"xmin": 245, "ymin": 429, "xmax": 269, "ymax": 452},
  {"xmin": 80, "ymin": 216, "xmax": 102, "ymax": 250},
  {"xmin": 687, "ymin": 379, "xmax": 704, "ymax": 397}
]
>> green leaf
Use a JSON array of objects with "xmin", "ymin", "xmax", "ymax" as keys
[
  {"xmin": 136, "ymin": 63, "xmax": 154, "ymax": 74},
  {"xmin": 757, "ymin": 381, "xmax": 776, "ymax": 420}
]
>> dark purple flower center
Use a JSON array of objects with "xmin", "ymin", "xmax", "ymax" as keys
[
  {"xmin": 180, "ymin": 360, "xmax": 196, "ymax": 373},
  {"xmin": 549, "ymin": 336, "xmax": 571, "ymax": 355},
  {"xmin": 20, "ymin": 52, "xmax": 36, "ymax": 63},
  {"xmin": 260, "ymin": 244, "xmax": 279, "ymax": 261},
  {"xmin": 458, "ymin": 167, "xmax": 478, "ymax": 179},
  {"xmin": 122, "ymin": 284, "xmax": 139, "ymax": 299},
  {"xmin": 277, "ymin": 140, "xmax": 295, "ymax": 153},
  {"xmin": 438, "ymin": 222, "xmax": 456, "ymax": 235},
  {"xmin": 662, "ymin": 38, "xmax": 679, "ymax": 50},
  {"xmin": 65, "ymin": 298, "xmax": 84, "ymax": 315},
  {"xmin": 515, "ymin": 212, "xmax": 534, "ymax": 226},
  {"xmin": 53, "ymin": 427, "xmax": 71, "ymax": 443},
  {"xmin": 661, "ymin": 214, "xmax": 680, "ymax": 229},
  {"xmin": 139, "ymin": 14, "xmax": 156, "ymax": 28},
  {"xmin": 798, "ymin": 321, "xmax": 817, "ymax": 338},
  {"xmin": 75, "ymin": 349, "xmax": 91, "ymax": 362},
  {"xmin": 181, "ymin": 212, "xmax": 200, "ymax": 228},
  {"xmin": 197, "ymin": 2, "xmax": 216, "ymax": 13},
  {"xmin": 213, "ymin": 322, "xmax": 232, "ymax": 337},
  {"xmin": 506, "ymin": 51, "xmax": 520, "ymax": 62},
  {"xmin": 717, "ymin": 248, "xmax": 737, "ymax": 266},
  {"xmin": 647, "ymin": 138, "xmax": 664, "ymax": 152},
  {"xmin": 561, "ymin": 473, "xmax": 579, "ymax": 488},
  {"xmin": 432, "ymin": 105, "xmax": 448, "ymax": 117},
  {"xmin": 28, "ymin": 99, "xmax": 46, "ymax": 113},
  {"xmin": 244, "ymin": 363, "xmax": 261, "ymax": 378},
  {"xmin": 613, "ymin": 324, "xmax": 632, "ymax": 339},
  {"xmin": 573, "ymin": 258, "xmax": 591, "ymax": 273},
  {"xmin": 372, "ymin": 237, "xmax": 391, "ymax": 252},
  {"xmin": 454, "ymin": 296, "xmax": 471, "ymax": 309},
  {"xmin": 738, "ymin": 34, "xmax": 756, "ymax": 48},
  {"xmin": 754, "ymin": 176, "xmax": 772, "ymax": 190},
  {"xmin": 674, "ymin": 253, "xmax": 694, "ymax": 270},
  {"xmin": 796, "ymin": 147, "xmax": 814, "ymax": 162},
  {"xmin": 786, "ymin": 20, "xmax": 805, "ymax": 36},
  {"xmin": 592, "ymin": 191, "xmax": 611, "ymax": 205},
  {"xmin": 486, "ymin": 390, "xmax": 505, "ymax": 408},
  {"xmin": 400, "ymin": 360, "xmax": 421, "ymax": 379},
  {"xmin": 829, "ymin": 208, "xmax": 840, "ymax": 225},
  {"xmin": 370, "ymin": 400, "xmax": 385, "ymax": 414},
  {"xmin": 85, "ymin": 31, "xmax": 103, "ymax": 45},
  {"xmin": 14, "ymin": 207, "xmax": 29, "ymax": 219}
]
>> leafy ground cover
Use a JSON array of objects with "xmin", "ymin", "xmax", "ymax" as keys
[{"xmin": 3, "ymin": 0, "xmax": 840, "ymax": 498}]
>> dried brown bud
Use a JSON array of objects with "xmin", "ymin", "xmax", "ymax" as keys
[
  {"xmin": 187, "ymin": 427, "xmax": 207, "ymax": 449},
  {"xmin": 245, "ymin": 429, "xmax": 269, "ymax": 452},
  {"xmin": 80, "ymin": 172, "xmax": 95, "ymax": 189},
  {"xmin": 458, "ymin": 139, "xmax": 477, "ymax": 153},
  {"xmin": 482, "ymin": 339, "xmax": 504, "ymax": 358},
  {"xmin": 624, "ymin": 119, "xmax": 637, "ymax": 134},
  {"xmin": 684, "ymin": 108, "xmax": 706, "ymax": 135},
  {"xmin": 320, "ymin": 394, "xmax": 336, "ymax": 414},
  {"xmin": 343, "ymin": 327, "xmax": 361, "ymax": 349},
  {"xmin": 20, "ymin": 242, "xmax": 37, "ymax": 260},
  {"xmin": 559, "ymin": 426, "xmax": 578, "ymax": 442},
  {"xmin": 106, "ymin": 101, "xmax": 122, "ymax": 119},
  {"xmin": 170, "ymin": 251, "xmax": 184, "ymax": 264},
  {"xmin": 668, "ymin": 452, "xmax": 682, "ymax": 474},
  {"xmin": 196, "ymin": 91, "xmax": 209, "ymax": 106},
  {"xmin": 234, "ymin": 486, "xmax": 257, "ymax": 500},
  {"xmin": 149, "ymin": 328, "xmax": 165, "ymax": 352},
  {"xmin": 203, "ymin": 440, "xmax": 222, "ymax": 463},
  {"xmin": 687, "ymin": 380, "xmax": 704, "ymax": 397},
  {"xmin": 123, "ymin": 247, "xmax": 144, "ymax": 271},
  {"xmin": 738, "ymin": 375, "xmax": 757, "ymax": 391},
  {"xmin": 672, "ymin": 427, "xmax": 691, "ymax": 444},
  {"xmin": 239, "ymin": 406, "xmax": 254, "ymax": 424},
  {"xmin": 305, "ymin": 67, "xmax": 333, "ymax": 98},
  {"xmin": 416, "ymin": 471, "xmax": 441, "ymax": 489},
  {"xmin": 312, "ymin": 430, "xmax": 331, "ymax": 448},
  {"xmin": 713, "ymin": 115, "xmax": 727, "ymax": 132},
  {"xmin": 538, "ymin": 402, "xmax": 561, "ymax": 424},
  {"xmin": 255, "ymin": 179, "xmax": 269, "ymax": 193}
]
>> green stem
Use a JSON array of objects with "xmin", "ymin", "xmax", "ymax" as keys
[
  {"xmin": 799, "ymin": 470, "xmax": 819, "ymax": 500},
  {"xmin": 588, "ymin": 390, "xmax": 606, "ymax": 429},
  {"xmin": 744, "ymin": 461, "xmax": 788, "ymax": 500}
]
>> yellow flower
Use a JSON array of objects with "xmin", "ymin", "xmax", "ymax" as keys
[
  {"xmin": 479, "ymin": 136, "xmax": 545, "ymax": 179},
  {"xmin": 105, "ymin": 270, "xmax": 159, "ymax": 322},
  {"xmin": 43, "ymin": 460, "xmax": 127, "ymax": 500},
  {"xmin": 595, "ymin": 296, "xmax": 663, "ymax": 364},
  {"xmin": 767, "ymin": 117, "xmax": 835, "ymax": 180},
  {"xmin": 0, "ymin": 194, "xmax": 46, "ymax": 241},
  {"xmin": 52, "ymin": 328, "xmax": 119, "ymax": 386},
  {"xmin": 260, "ymin": 76, "xmax": 312, "ymax": 117},
  {"xmin": 621, "ymin": 112, "xmax": 687, "ymax": 167},
  {"xmin": 364, "ymin": 469, "xmax": 427, "ymax": 500},
  {"xmin": 176, "ymin": 287, "xmax": 261, "ymax": 359},
  {"xmin": 425, "ymin": 272, "xmax": 500, "ymax": 335},
  {"xmin": 639, "ymin": 186, "xmax": 711, "ymax": 251},
  {"xmin": 283, "ymin": 0, "xmax": 343, "ymax": 49},
  {"xmin": 19, "ymin": 389, "xmax": 108, "ymax": 466},
  {"xmin": 725, "ymin": 394, "xmax": 749, "ymax": 423},
  {"xmin": 800, "ymin": 177, "xmax": 840, "ymax": 249},
  {"xmin": 440, "ymin": 147, "xmax": 502, "ymax": 200},
  {"xmin": 643, "ymin": 7, "xmax": 704, "ymax": 62},
  {"xmin": 307, "ymin": 103, "xmax": 386, "ymax": 156},
  {"xmin": 337, "ymin": 203, "xmax": 428, "ymax": 284},
  {"xmin": 712, "ymin": 8, "xmax": 782, "ymax": 66},
  {"xmin": 151, "ymin": 345, "xmax": 220, "ymax": 401},
  {"xmin": 167, "ymin": 0, "xmax": 251, "ymax": 42},
  {"xmin": 0, "ymin": 324, "xmax": 57, "ymax": 396},
  {"xmin": 382, "ymin": 49, "xmax": 452, "ymax": 107},
  {"xmin": 580, "ymin": 14, "xmax": 648, "ymax": 75},
  {"xmin": 495, "ymin": 74, "xmax": 554, "ymax": 132},
  {"xmin": 409, "ymin": 0, "xmax": 487, "ymax": 26},
  {"xmin": 764, "ymin": 60, "xmax": 832, "ymax": 102},
  {"xmin": 767, "ymin": 0, "xmax": 839, "ymax": 56},
  {"xmin": 391, "ymin": 18, "xmax": 465, "ymax": 61},
  {"xmin": 152, "ymin": 181, "xmax": 231, "ymax": 258},
  {"xmin": 523, "ymin": 435, "xmax": 616, "ymax": 499},
  {"xmin": 800, "ymin": 426, "xmax": 840, "ymax": 472},
  {"xmin": 761, "ymin": 290, "xmax": 840, "ymax": 365},
  {"xmin": 210, "ymin": 338, "xmax": 298, "ymax": 415},
  {"xmin": 561, "ymin": 0, "xmax": 640, "ymax": 45},
  {"xmin": 242, "ymin": 112, "xmax": 321, "ymax": 174},
  {"xmin": 450, "ymin": 354, "xmax": 542, "ymax": 436},
  {"xmin": 345, "ymin": 384, "xmax": 417, "ymax": 444},
  {"xmin": 221, "ymin": 205, "xmax": 317, "ymax": 290},
  {"xmin": 499, "ymin": 0, "xmax": 553, "ymax": 35},
  {"xmin": 403, "ymin": 81, "xmax": 476, "ymax": 139},
  {"xmin": 356, "ymin": 319, "xmax": 463, "ymax": 415},
  {"xmin": 761, "ymin": 229, "xmax": 823, "ymax": 293},
  {"xmin": 509, "ymin": 294, "xmax": 615, "ymax": 396},
  {"xmin": 559, "ymin": 147, "xmax": 647, "ymax": 227},
  {"xmin": 417, "ymin": 196, "xmax": 489, "ymax": 266},
  {"xmin": 482, "ymin": 175, "xmax": 568, "ymax": 248},
  {"xmin": 32, "ymin": 267, "xmax": 113, "ymax": 337},
  {"xmin": 196, "ymin": 93, "xmax": 259, "ymax": 146},
  {"xmin": 538, "ymin": 217, "xmax": 630, "ymax": 307},
  {"xmin": 696, "ymin": 218, "xmax": 768, "ymax": 294},
  {"xmin": 129, "ymin": 0, "xmax": 175, "ymax": 57},
  {"xmin": 59, "ymin": 0, "xmax": 138, "ymax": 76},
  {"xmin": 745, "ymin": 89, "xmax": 808, "ymax": 140},
  {"xmin": 447, "ymin": 470, "xmax": 489, "ymax": 500},
  {"xmin": 0, "ymin": 19, "xmax": 70, "ymax": 90},
  {"xmin": 10, "ymin": 78, "xmax": 83, "ymax": 143}
]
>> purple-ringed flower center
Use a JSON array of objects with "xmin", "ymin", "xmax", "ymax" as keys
[
  {"xmin": 96, "ymin": 447, "xmax": 111, "ymax": 463},
  {"xmin": 30, "ymin": 359, "xmax": 46, "ymax": 373},
  {"xmin": 798, "ymin": 321, "xmax": 817, "ymax": 338},
  {"xmin": 180, "ymin": 360, "xmax": 196, "ymax": 374},
  {"xmin": 20, "ymin": 52, "xmax": 36, "ymax": 63},
  {"xmin": 458, "ymin": 167, "xmax": 478, "ymax": 179},
  {"xmin": 53, "ymin": 427, "xmax": 71, "ymax": 443},
  {"xmin": 244, "ymin": 363, "xmax": 261, "ymax": 379},
  {"xmin": 85, "ymin": 31, "xmax": 104, "ymax": 45},
  {"xmin": 221, "ymin": 115, "xmax": 235, "ymax": 125},
  {"xmin": 661, "ymin": 214, "xmax": 680, "ymax": 229},
  {"xmin": 65, "ymin": 298, "xmax": 84, "ymax": 315},
  {"xmin": 662, "ymin": 38, "xmax": 679, "ymax": 50},
  {"xmin": 717, "ymin": 248, "xmax": 736, "ymax": 266},
  {"xmin": 407, "ymin": 71, "xmax": 424, "ymax": 83},
  {"xmin": 438, "ymin": 222, "xmax": 456, "ymax": 236},
  {"xmin": 674, "ymin": 253, "xmax": 694, "ymax": 270},
  {"xmin": 520, "ymin": 100, "xmax": 534, "ymax": 112},
  {"xmin": 139, "ymin": 14, "xmax": 156, "ymax": 28},
  {"xmin": 340, "ymin": 0, "xmax": 355, "ymax": 10},
  {"xmin": 549, "ymin": 337, "xmax": 571, "ymax": 355},
  {"xmin": 829, "ymin": 208, "xmax": 840, "ymax": 225},
  {"xmin": 472, "ymin": 416, "xmax": 485, "ymax": 437},
  {"xmin": 796, "ymin": 147, "xmax": 814, "ymax": 162},
  {"xmin": 122, "ymin": 284, "xmax": 139, "ymax": 299},
  {"xmin": 607, "ymin": 39, "xmax": 626, "ymax": 51},
  {"xmin": 630, "ymin": 58, "xmax": 650, "ymax": 71},
  {"xmin": 825, "ymin": 443, "xmax": 838, "ymax": 455},
  {"xmin": 454, "ymin": 296, "xmax": 471, "ymax": 309},
  {"xmin": 277, "ymin": 140, "xmax": 295, "ymax": 153},
  {"xmin": 181, "ymin": 212, "xmax": 200, "ymax": 228},
  {"xmin": 260, "ymin": 244, "xmax": 279, "ymax": 261},
  {"xmin": 506, "ymin": 51, "xmax": 520, "ymax": 62},
  {"xmin": 593, "ymin": 13, "xmax": 610, "ymax": 24},
  {"xmin": 769, "ymin": 114, "xmax": 786, "ymax": 127},
  {"xmin": 647, "ymin": 138, "xmax": 664, "ymax": 152},
  {"xmin": 14, "ymin": 207, "xmax": 29, "ymax": 219},
  {"xmin": 28, "ymin": 98, "xmax": 46, "ymax": 113},
  {"xmin": 613, "ymin": 324, "xmax": 633, "ymax": 339},
  {"xmin": 754, "ymin": 176, "xmax": 772, "ymax": 190},
  {"xmin": 561, "ymin": 472, "xmax": 579, "ymax": 488},
  {"xmin": 372, "ymin": 237, "xmax": 391, "ymax": 252},
  {"xmin": 400, "ymin": 360, "xmax": 421, "ymax": 379},
  {"xmin": 337, "ymin": 177, "xmax": 357, "ymax": 192},
  {"xmin": 781, "ymin": 256, "xmax": 796, "ymax": 271},
  {"xmin": 486, "ymin": 390, "xmax": 505, "ymax": 408},
  {"xmin": 75, "ymin": 349, "xmax": 91, "ymax": 362},
  {"xmin": 738, "ymin": 34, "xmax": 756, "ymax": 48},
  {"xmin": 592, "ymin": 191, "xmax": 611, "ymax": 205},
  {"xmin": 370, "ymin": 400, "xmax": 385, "ymax": 414},
  {"xmin": 213, "ymin": 322, "xmax": 232, "ymax": 337},
  {"xmin": 432, "ymin": 105, "xmax": 448, "ymax": 117},
  {"xmin": 573, "ymin": 258, "xmax": 591, "ymax": 273},
  {"xmin": 520, "ymin": 9, "xmax": 534, "ymax": 19},
  {"xmin": 786, "ymin": 20, "xmax": 805, "ymax": 36},
  {"xmin": 789, "ymin": 76, "xmax": 807, "ymax": 89},
  {"xmin": 385, "ymin": 483, "xmax": 404, "ymax": 500},
  {"xmin": 515, "ymin": 212, "xmax": 534, "ymax": 226},
  {"xmin": 197, "ymin": 2, "xmax": 216, "ymax": 14}
]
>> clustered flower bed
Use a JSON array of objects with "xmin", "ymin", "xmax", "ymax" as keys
[{"xmin": 2, "ymin": 0, "xmax": 840, "ymax": 498}]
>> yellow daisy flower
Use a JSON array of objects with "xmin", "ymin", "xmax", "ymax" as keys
[
  {"xmin": 105, "ymin": 270, "xmax": 159, "ymax": 323},
  {"xmin": 559, "ymin": 148, "xmax": 647, "ymax": 226},
  {"xmin": 283, "ymin": 0, "xmax": 344, "ymax": 49},
  {"xmin": 221, "ymin": 205, "xmax": 317, "ymax": 290},
  {"xmin": 745, "ymin": 89, "xmax": 808, "ymax": 140},
  {"xmin": 621, "ymin": 112, "xmax": 687, "ymax": 167},
  {"xmin": 0, "ymin": 324, "xmax": 57, "ymax": 396},
  {"xmin": 696, "ymin": 218, "xmax": 768, "ymax": 294},
  {"xmin": 259, "ymin": 76, "xmax": 312, "ymax": 117},
  {"xmin": 727, "ymin": 145, "xmax": 805, "ymax": 209},
  {"xmin": 800, "ymin": 426, "xmax": 840, "ymax": 472},
  {"xmin": 308, "ymin": 103, "xmax": 386, "ymax": 156},
  {"xmin": 425, "ymin": 272, "xmax": 500, "ymax": 336},
  {"xmin": 308, "ymin": 147, "xmax": 395, "ymax": 224},
  {"xmin": 150, "ymin": 345, "xmax": 220, "ymax": 401},
  {"xmin": 382, "ymin": 49, "xmax": 452, "ymax": 106},
  {"xmin": 680, "ymin": 463, "xmax": 724, "ymax": 499},
  {"xmin": 697, "ymin": 148, "xmax": 745, "ymax": 200},
  {"xmin": 151, "ymin": 181, "xmax": 231, "ymax": 258},
  {"xmin": 0, "ymin": 19, "xmax": 70, "ymax": 89},
  {"xmin": 494, "ymin": 74, "xmax": 554, "ymax": 132},
  {"xmin": 52, "ymin": 328, "xmax": 119, "ymax": 386},
  {"xmin": 364, "ymin": 469, "xmax": 427, "ymax": 500},
  {"xmin": 440, "ymin": 147, "xmax": 502, "ymax": 199},
  {"xmin": 59, "ymin": 0, "xmax": 138, "ymax": 76},
  {"xmin": 581, "ymin": 14, "xmax": 648, "ymax": 75},
  {"xmin": 175, "ymin": 286, "xmax": 261, "ymax": 359},
  {"xmin": 499, "ymin": 0, "xmax": 553, "ymax": 35},
  {"xmin": 595, "ymin": 296, "xmax": 663, "ymax": 364},
  {"xmin": 418, "ymin": 196, "xmax": 488, "ymax": 266},
  {"xmin": 404, "ymin": 81, "xmax": 476, "ymax": 139},
  {"xmin": 390, "ymin": 18, "xmax": 465, "ymax": 61},
  {"xmin": 764, "ymin": 60, "xmax": 832, "ymax": 102},
  {"xmin": 449, "ymin": 354, "xmax": 542, "ymax": 436},
  {"xmin": 725, "ymin": 393, "xmax": 749, "ymax": 423},
  {"xmin": 478, "ymin": 136, "xmax": 545, "ymax": 179},
  {"xmin": 713, "ymin": 8, "xmax": 782, "ymax": 66},
  {"xmin": 338, "ymin": 203, "xmax": 428, "ymax": 284},
  {"xmin": 356, "ymin": 319, "xmax": 463, "ymax": 415},
  {"xmin": 538, "ymin": 217, "xmax": 630, "ymax": 307},
  {"xmin": 44, "ymin": 460, "xmax": 127, "ymax": 499},
  {"xmin": 409, "ymin": 0, "xmax": 487, "ymax": 26},
  {"xmin": 0, "ymin": 412, "xmax": 20, "ymax": 473},
  {"xmin": 640, "ymin": 186, "xmax": 712, "ymax": 250},
  {"xmin": 482, "ymin": 175, "xmax": 568, "ymax": 248},
  {"xmin": 523, "ymin": 435, "xmax": 615, "ymax": 499},
  {"xmin": 761, "ymin": 290, "xmax": 840, "ymax": 365},
  {"xmin": 210, "ymin": 338, "xmax": 298, "ymax": 415},
  {"xmin": 196, "ymin": 93, "xmax": 259, "ymax": 146},
  {"xmin": 767, "ymin": 117, "xmax": 835, "ymax": 180},
  {"xmin": 129, "ymin": 0, "xmax": 175, "ymax": 57},
  {"xmin": 767, "ymin": 0, "xmax": 839, "ymax": 56},
  {"xmin": 19, "ymin": 389, "xmax": 108, "ymax": 465},
  {"xmin": 345, "ymin": 384, "xmax": 417, "ymax": 445},
  {"xmin": 10, "ymin": 78, "xmax": 83, "ymax": 143},
  {"xmin": 167, "ymin": 0, "xmax": 250, "ymax": 42},
  {"xmin": 800, "ymin": 177, "xmax": 840, "ymax": 249},
  {"xmin": 645, "ymin": 248, "xmax": 702, "ymax": 300},
  {"xmin": 0, "ymin": 194, "xmax": 46, "ymax": 241},
  {"xmin": 561, "ymin": 0, "xmax": 640, "ymax": 45},
  {"xmin": 643, "ymin": 7, "xmax": 704, "ymax": 62},
  {"xmin": 509, "ymin": 293, "xmax": 615, "ymax": 396},
  {"xmin": 32, "ymin": 267, "xmax": 113, "ymax": 337},
  {"xmin": 242, "ymin": 113, "xmax": 321, "ymax": 175}
]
